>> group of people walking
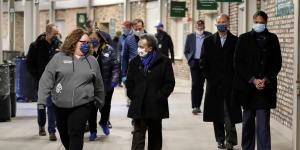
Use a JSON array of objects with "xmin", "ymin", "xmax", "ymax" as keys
[
  {"xmin": 25, "ymin": 10, "xmax": 281, "ymax": 150},
  {"xmin": 185, "ymin": 11, "xmax": 281, "ymax": 150}
]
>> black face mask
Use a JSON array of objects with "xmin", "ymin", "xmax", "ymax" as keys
[
  {"xmin": 51, "ymin": 36, "xmax": 60, "ymax": 46},
  {"xmin": 157, "ymin": 29, "xmax": 163, "ymax": 33}
]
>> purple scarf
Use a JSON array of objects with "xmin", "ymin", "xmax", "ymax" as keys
[{"xmin": 141, "ymin": 51, "xmax": 157, "ymax": 74}]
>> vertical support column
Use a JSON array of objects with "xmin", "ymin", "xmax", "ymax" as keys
[
  {"xmin": 158, "ymin": 0, "xmax": 168, "ymax": 27},
  {"xmin": 33, "ymin": 0, "xmax": 40, "ymax": 39},
  {"xmin": 87, "ymin": 0, "xmax": 94, "ymax": 20},
  {"xmin": 191, "ymin": 0, "xmax": 196, "ymax": 32},
  {"xmin": 245, "ymin": 0, "xmax": 256, "ymax": 31},
  {"xmin": 123, "ymin": 0, "xmax": 131, "ymax": 21},
  {"xmin": 8, "ymin": 0, "xmax": 15, "ymax": 50},
  {"xmin": 293, "ymin": 0, "xmax": 300, "ymax": 149},
  {"xmin": 0, "ymin": 0, "xmax": 3, "ymax": 63},
  {"xmin": 49, "ymin": 0, "xmax": 55, "ymax": 23},
  {"xmin": 24, "ymin": 0, "xmax": 33, "ymax": 55}
]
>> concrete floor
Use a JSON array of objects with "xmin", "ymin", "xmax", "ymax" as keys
[{"xmin": 0, "ymin": 79, "xmax": 293, "ymax": 150}]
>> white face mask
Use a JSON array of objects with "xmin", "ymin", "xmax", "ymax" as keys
[
  {"xmin": 137, "ymin": 47, "xmax": 148, "ymax": 57},
  {"xmin": 133, "ymin": 29, "xmax": 144, "ymax": 37}
]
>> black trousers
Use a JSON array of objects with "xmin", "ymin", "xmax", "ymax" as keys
[
  {"xmin": 132, "ymin": 119, "xmax": 162, "ymax": 150},
  {"xmin": 242, "ymin": 109, "xmax": 271, "ymax": 150},
  {"xmin": 189, "ymin": 59, "xmax": 205, "ymax": 108},
  {"xmin": 88, "ymin": 90, "xmax": 114, "ymax": 132},
  {"xmin": 53, "ymin": 102, "xmax": 92, "ymax": 150},
  {"xmin": 213, "ymin": 103, "xmax": 237, "ymax": 145}
]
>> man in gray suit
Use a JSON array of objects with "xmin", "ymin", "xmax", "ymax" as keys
[{"xmin": 184, "ymin": 20, "xmax": 212, "ymax": 115}]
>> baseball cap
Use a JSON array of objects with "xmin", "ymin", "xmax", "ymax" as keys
[{"xmin": 155, "ymin": 22, "xmax": 164, "ymax": 28}]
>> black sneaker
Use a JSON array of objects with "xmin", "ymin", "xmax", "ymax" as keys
[
  {"xmin": 218, "ymin": 142, "xmax": 226, "ymax": 149},
  {"xmin": 39, "ymin": 127, "xmax": 46, "ymax": 136}
]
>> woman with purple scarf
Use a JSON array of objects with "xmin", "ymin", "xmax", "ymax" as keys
[{"xmin": 126, "ymin": 33, "xmax": 175, "ymax": 150}]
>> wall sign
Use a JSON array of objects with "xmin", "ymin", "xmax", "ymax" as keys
[
  {"xmin": 197, "ymin": 0, "xmax": 218, "ymax": 10},
  {"xmin": 275, "ymin": 0, "xmax": 294, "ymax": 16},
  {"xmin": 76, "ymin": 13, "xmax": 87, "ymax": 28},
  {"xmin": 170, "ymin": 1, "xmax": 186, "ymax": 17}
]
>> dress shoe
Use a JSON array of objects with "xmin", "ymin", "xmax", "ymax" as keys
[
  {"xmin": 49, "ymin": 133, "xmax": 57, "ymax": 141},
  {"xmin": 39, "ymin": 127, "xmax": 46, "ymax": 136},
  {"xmin": 192, "ymin": 107, "xmax": 201, "ymax": 114},
  {"xmin": 196, "ymin": 107, "xmax": 202, "ymax": 113},
  {"xmin": 218, "ymin": 142, "xmax": 226, "ymax": 149}
]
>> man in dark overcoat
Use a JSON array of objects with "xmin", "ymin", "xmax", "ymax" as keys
[
  {"xmin": 199, "ymin": 14, "xmax": 242, "ymax": 150},
  {"xmin": 126, "ymin": 33, "xmax": 175, "ymax": 150}
]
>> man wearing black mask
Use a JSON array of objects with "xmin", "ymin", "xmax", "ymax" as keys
[
  {"xmin": 26, "ymin": 23, "xmax": 61, "ymax": 141},
  {"xmin": 154, "ymin": 22, "xmax": 174, "ymax": 63}
]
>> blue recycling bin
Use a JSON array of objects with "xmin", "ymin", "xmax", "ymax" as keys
[
  {"xmin": 15, "ymin": 57, "xmax": 37, "ymax": 102},
  {"xmin": 0, "ymin": 64, "xmax": 11, "ymax": 122}
]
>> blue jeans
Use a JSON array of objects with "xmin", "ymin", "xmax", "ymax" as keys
[
  {"xmin": 37, "ymin": 96, "xmax": 56, "ymax": 133},
  {"xmin": 242, "ymin": 109, "xmax": 271, "ymax": 150}
]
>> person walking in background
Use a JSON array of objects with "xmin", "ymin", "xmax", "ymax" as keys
[
  {"xmin": 87, "ymin": 31, "xmax": 119, "ymax": 141},
  {"xmin": 118, "ymin": 20, "xmax": 132, "ymax": 87},
  {"xmin": 184, "ymin": 20, "xmax": 212, "ymax": 115},
  {"xmin": 154, "ymin": 22, "xmax": 175, "ymax": 63},
  {"xmin": 234, "ymin": 11, "xmax": 282, "ymax": 150},
  {"xmin": 38, "ymin": 28, "xmax": 105, "ymax": 150},
  {"xmin": 126, "ymin": 34, "xmax": 175, "ymax": 150},
  {"xmin": 85, "ymin": 20, "xmax": 113, "ymax": 46},
  {"xmin": 199, "ymin": 14, "xmax": 241, "ymax": 150},
  {"xmin": 26, "ymin": 23, "xmax": 61, "ymax": 141},
  {"xmin": 122, "ymin": 19, "xmax": 146, "ymax": 106}
]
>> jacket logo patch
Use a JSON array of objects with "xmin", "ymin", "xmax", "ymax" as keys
[
  {"xmin": 56, "ymin": 83, "xmax": 62, "ymax": 94},
  {"xmin": 63, "ymin": 60, "xmax": 73, "ymax": 64}
]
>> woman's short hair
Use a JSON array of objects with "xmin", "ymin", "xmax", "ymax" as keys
[
  {"xmin": 61, "ymin": 28, "xmax": 87, "ymax": 55},
  {"xmin": 140, "ymin": 33, "xmax": 158, "ymax": 50},
  {"xmin": 253, "ymin": 11, "xmax": 268, "ymax": 22},
  {"xmin": 89, "ymin": 31, "xmax": 108, "ymax": 48}
]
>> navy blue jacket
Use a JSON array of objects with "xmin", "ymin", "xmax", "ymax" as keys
[
  {"xmin": 121, "ymin": 34, "xmax": 139, "ymax": 77},
  {"xmin": 94, "ymin": 44, "xmax": 119, "ymax": 92}
]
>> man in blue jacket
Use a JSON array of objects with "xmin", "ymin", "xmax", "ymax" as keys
[
  {"xmin": 121, "ymin": 19, "xmax": 146, "ymax": 82},
  {"xmin": 184, "ymin": 20, "xmax": 212, "ymax": 115}
]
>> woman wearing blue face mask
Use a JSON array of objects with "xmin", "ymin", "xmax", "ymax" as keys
[
  {"xmin": 233, "ymin": 11, "xmax": 282, "ymax": 150},
  {"xmin": 38, "ymin": 28, "xmax": 105, "ymax": 150},
  {"xmin": 87, "ymin": 31, "xmax": 119, "ymax": 141}
]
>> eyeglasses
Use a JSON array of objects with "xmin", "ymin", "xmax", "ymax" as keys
[{"xmin": 79, "ymin": 41, "xmax": 91, "ymax": 44}]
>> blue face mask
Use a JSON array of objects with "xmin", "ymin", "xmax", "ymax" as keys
[
  {"xmin": 80, "ymin": 42, "xmax": 90, "ymax": 55},
  {"xmin": 91, "ymin": 39, "xmax": 99, "ymax": 48},
  {"xmin": 253, "ymin": 23, "xmax": 266, "ymax": 33},
  {"xmin": 51, "ymin": 36, "xmax": 60, "ymax": 46},
  {"xmin": 216, "ymin": 24, "xmax": 227, "ymax": 32}
]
